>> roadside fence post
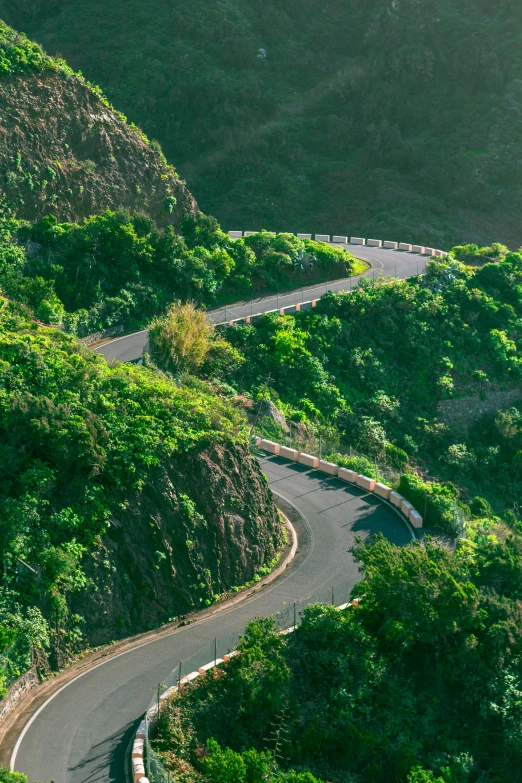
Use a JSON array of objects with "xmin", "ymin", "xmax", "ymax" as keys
[
  {"xmin": 225, "ymin": 305, "xmax": 227, "ymax": 322},
  {"xmin": 331, "ymin": 587, "xmax": 334, "ymax": 605},
  {"xmin": 301, "ymin": 286, "xmax": 304, "ymax": 304},
  {"xmin": 214, "ymin": 637, "xmax": 217, "ymax": 665},
  {"xmin": 293, "ymin": 602, "xmax": 296, "ymax": 629},
  {"xmin": 157, "ymin": 683, "xmax": 161, "ymax": 715},
  {"xmin": 326, "ymin": 280, "xmax": 328, "ymax": 294}
]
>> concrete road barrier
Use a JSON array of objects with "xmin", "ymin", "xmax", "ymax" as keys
[
  {"xmin": 279, "ymin": 446, "xmax": 299, "ymax": 461},
  {"xmin": 357, "ymin": 475, "xmax": 376, "ymax": 491},
  {"xmin": 297, "ymin": 233, "xmax": 312, "ymax": 239},
  {"xmin": 244, "ymin": 231, "xmax": 257, "ymax": 236},
  {"xmin": 383, "ymin": 241, "xmax": 398, "ymax": 249},
  {"xmin": 315, "ymin": 234, "xmax": 330, "ymax": 242},
  {"xmin": 399, "ymin": 243, "xmax": 413, "ymax": 251},
  {"xmin": 350, "ymin": 237, "xmax": 365, "ymax": 245},
  {"xmin": 333, "ymin": 236, "xmax": 348, "ymax": 243},
  {"xmin": 390, "ymin": 491, "xmax": 404, "ymax": 508},
  {"xmin": 228, "ymin": 231, "xmax": 243, "ymax": 238},
  {"xmin": 410, "ymin": 510, "xmax": 423, "ymax": 528},
  {"xmin": 318, "ymin": 460, "xmax": 339, "ymax": 476},
  {"xmin": 338, "ymin": 467, "xmax": 358, "ymax": 483},
  {"xmin": 424, "ymin": 247, "xmax": 435, "ymax": 256},
  {"xmin": 198, "ymin": 659, "xmax": 224, "ymax": 676},
  {"xmin": 255, "ymin": 441, "xmax": 425, "ymax": 533},
  {"xmin": 412, "ymin": 245, "xmax": 425, "ymax": 254},
  {"xmin": 299, "ymin": 453, "xmax": 319, "ymax": 469},
  {"xmin": 367, "ymin": 239, "xmax": 382, "ymax": 247},
  {"xmin": 259, "ymin": 439, "xmax": 280, "ymax": 455},
  {"xmin": 374, "ymin": 482, "xmax": 392, "ymax": 500}
]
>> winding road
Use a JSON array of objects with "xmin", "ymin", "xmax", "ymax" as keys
[
  {"xmin": 95, "ymin": 243, "xmax": 428, "ymax": 362},
  {"xmin": 10, "ymin": 241, "xmax": 425, "ymax": 782}
]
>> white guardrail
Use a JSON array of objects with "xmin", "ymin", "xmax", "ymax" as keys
[
  {"xmin": 227, "ymin": 232, "xmax": 447, "ymax": 259},
  {"xmin": 131, "ymin": 438, "xmax": 422, "ymax": 782}
]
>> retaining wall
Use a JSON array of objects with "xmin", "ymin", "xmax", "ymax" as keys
[
  {"xmin": 0, "ymin": 667, "xmax": 39, "ymax": 728},
  {"xmin": 79, "ymin": 325, "xmax": 125, "ymax": 346}
]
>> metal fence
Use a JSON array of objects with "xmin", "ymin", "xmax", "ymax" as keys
[
  {"xmin": 141, "ymin": 578, "xmax": 356, "ymax": 782},
  {"xmin": 210, "ymin": 261, "xmax": 429, "ymax": 326}
]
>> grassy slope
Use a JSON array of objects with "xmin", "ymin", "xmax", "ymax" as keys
[{"xmin": 3, "ymin": 0, "xmax": 522, "ymax": 247}]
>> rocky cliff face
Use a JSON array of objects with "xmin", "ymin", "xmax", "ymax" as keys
[
  {"xmin": 0, "ymin": 26, "xmax": 196, "ymax": 226},
  {"xmin": 73, "ymin": 441, "xmax": 283, "ymax": 646}
]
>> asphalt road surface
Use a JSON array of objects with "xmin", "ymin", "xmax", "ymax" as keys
[
  {"xmin": 95, "ymin": 243, "xmax": 428, "ymax": 362},
  {"xmin": 13, "ymin": 456, "xmax": 413, "ymax": 783}
]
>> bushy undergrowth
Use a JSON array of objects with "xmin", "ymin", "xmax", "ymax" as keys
[
  {"xmin": 0, "ymin": 297, "xmax": 243, "ymax": 676},
  {"xmin": 152, "ymin": 532, "xmax": 522, "ymax": 783},
  {"xmin": 0, "ymin": 211, "xmax": 357, "ymax": 336}
]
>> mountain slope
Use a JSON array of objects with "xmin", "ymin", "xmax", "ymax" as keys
[
  {"xmin": 4, "ymin": 1, "xmax": 522, "ymax": 247},
  {"xmin": 0, "ymin": 21, "xmax": 196, "ymax": 225},
  {"xmin": 0, "ymin": 298, "xmax": 283, "ymax": 674}
]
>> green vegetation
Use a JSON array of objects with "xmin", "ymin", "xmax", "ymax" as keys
[
  {"xmin": 0, "ymin": 20, "xmax": 195, "ymax": 229},
  {"xmin": 199, "ymin": 250, "xmax": 522, "ymax": 528},
  {"xmin": 152, "ymin": 531, "xmax": 522, "ymax": 783},
  {"xmin": 6, "ymin": 1, "xmax": 522, "ymax": 246},
  {"xmin": 0, "ymin": 768, "xmax": 31, "ymax": 783},
  {"xmin": 0, "ymin": 211, "xmax": 359, "ymax": 335},
  {"xmin": 0, "ymin": 295, "xmax": 245, "ymax": 677}
]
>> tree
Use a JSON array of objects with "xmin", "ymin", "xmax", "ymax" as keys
[{"xmin": 148, "ymin": 302, "xmax": 214, "ymax": 375}]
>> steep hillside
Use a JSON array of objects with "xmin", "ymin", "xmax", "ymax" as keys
[
  {"xmin": 0, "ymin": 299, "xmax": 283, "ymax": 678},
  {"xmin": 0, "ymin": 21, "xmax": 196, "ymax": 226},
  {"xmin": 204, "ymin": 248, "xmax": 522, "ymax": 529},
  {"xmin": 4, "ymin": 0, "xmax": 522, "ymax": 247}
]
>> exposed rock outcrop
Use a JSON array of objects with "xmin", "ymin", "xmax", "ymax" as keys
[{"xmin": 73, "ymin": 441, "xmax": 283, "ymax": 646}]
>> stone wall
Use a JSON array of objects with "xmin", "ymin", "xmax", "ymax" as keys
[
  {"xmin": 0, "ymin": 667, "xmax": 39, "ymax": 726},
  {"xmin": 437, "ymin": 388, "xmax": 522, "ymax": 428},
  {"xmin": 79, "ymin": 325, "xmax": 125, "ymax": 346}
]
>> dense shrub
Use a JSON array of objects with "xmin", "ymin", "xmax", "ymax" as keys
[
  {"xmin": 0, "ymin": 298, "xmax": 243, "ymax": 670},
  {"xmin": 152, "ymin": 532, "xmax": 522, "ymax": 783},
  {"xmin": 0, "ymin": 212, "xmax": 358, "ymax": 335}
]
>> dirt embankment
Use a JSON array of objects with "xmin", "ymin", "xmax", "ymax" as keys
[
  {"xmin": 0, "ymin": 69, "xmax": 197, "ymax": 226},
  {"xmin": 72, "ymin": 441, "xmax": 283, "ymax": 646}
]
